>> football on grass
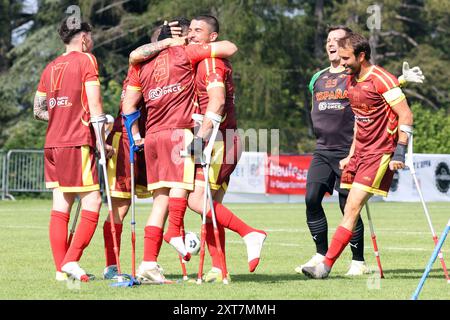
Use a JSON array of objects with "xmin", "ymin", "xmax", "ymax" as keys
[{"xmin": 184, "ymin": 231, "xmax": 200, "ymax": 255}]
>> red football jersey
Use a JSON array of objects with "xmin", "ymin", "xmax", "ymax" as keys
[
  {"xmin": 347, "ymin": 65, "xmax": 406, "ymax": 154},
  {"xmin": 127, "ymin": 44, "xmax": 216, "ymax": 134},
  {"xmin": 37, "ymin": 51, "xmax": 99, "ymax": 148},
  {"xmin": 195, "ymin": 57, "xmax": 237, "ymax": 130},
  {"xmin": 111, "ymin": 65, "xmax": 147, "ymax": 136}
]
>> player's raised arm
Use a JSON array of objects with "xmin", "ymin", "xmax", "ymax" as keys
[
  {"xmin": 211, "ymin": 41, "xmax": 238, "ymax": 58},
  {"xmin": 128, "ymin": 37, "xmax": 181, "ymax": 65}
]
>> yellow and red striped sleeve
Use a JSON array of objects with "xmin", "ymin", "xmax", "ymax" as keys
[
  {"xmin": 372, "ymin": 66, "xmax": 405, "ymax": 107},
  {"xmin": 126, "ymin": 64, "xmax": 142, "ymax": 91},
  {"xmin": 82, "ymin": 53, "xmax": 100, "ymax": 86},
  {"xmin": 203, "ymin": 57, "xmax": 226, "ymax": 91}
]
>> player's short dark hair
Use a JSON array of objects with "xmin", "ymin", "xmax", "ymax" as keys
[
  {"xmin": 327, "ymin": 25, "xmax": 353, "ymax": 35},
  {"xmin": 170, "ymin": 17, "xmax": 191, "ymax": 35},
  {"xmin": 338, "ymin": 32, "xmax": 371, "ymax": 60},
  {"xmin": 58, "ymin": 17, "xmax": 92, "ymax": 44},
  {"xmin": 193, "ymin": 14, "xmax": 219, "ymax": 33}
]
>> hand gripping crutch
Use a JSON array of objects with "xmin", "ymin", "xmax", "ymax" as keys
[
  {"xmin": 121, "ymin": 110, "xmax": 144, "ymax": 285},
  {"xmin": 92, "ymin": 114, "xmax": 136, "ymax": 287},
  {"xmin": 364, "ymin": 203, "xmax": 384, "ymax": 278},
  {"xmin": 412, "ymin": 219, "xmax": 450, "ymax": 300},
  {"xmin": 67, "ymin": 198, "xmax": 81, "ymax": 247},
  {"xmin": 402, "ymin": 125, "xmax": 450, "ymax": 282}
]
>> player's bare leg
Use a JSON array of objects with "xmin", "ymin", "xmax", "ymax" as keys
[
  {"xmin": 50, "ymin": 188, "xmax": 77, "ymax": 281},
  {"xmin": 303, "ymin": 188, "xmax": 371, "ymax": 279},
  {"xmin": 103, "ymin": 197, "xmax": 130, "ymax": 279},
  {"xmin": 136, "ymin": 188, "xmax": 169, "ymax": 284},
  {"xmin": 61, "ymin": 190, "xmax": 102, "ymax": 282},
  {"xmin": 202, "ymin": 187, "xmax": 228, "ymax": 282},
  {"xmin": 163, "ymin": 188, "xmax": 191, "ymax": 261},
  {"xmin": 188, "ymin": 184, "xmax": 266, "ymax": 273}
]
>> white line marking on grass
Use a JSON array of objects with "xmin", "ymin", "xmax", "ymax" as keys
[
  {"xmin": 2, "ymin": 225, "xmax": 47, "ymax": 230},
  {"xmin": 263, "ymin": 228, "xmax": 430, "ymax": 235},
  {"xmin": 226, "ymin": 240, "xmax": 447, "ymax": 252}
]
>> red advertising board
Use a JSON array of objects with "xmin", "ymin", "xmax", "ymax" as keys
[{"xmin": 266, "ymin": 155, "xmax": 312, "ymax": 194}]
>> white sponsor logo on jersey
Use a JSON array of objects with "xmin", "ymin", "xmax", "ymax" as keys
[
  {"xmin": 148, "ymin": 83, "xmax": 183, "ymax": 101},
  {"xmin": 318, "ymin": 102, "xmax": 344, "ymax": 111}
]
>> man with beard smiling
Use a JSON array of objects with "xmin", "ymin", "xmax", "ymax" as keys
[
  {"xmin": 302, "ymin": 32, "xmax": 414, "ymax": 279},
  {"xmin": 296, "ymin": 26, "xmax": 423, "ymax": 277}
]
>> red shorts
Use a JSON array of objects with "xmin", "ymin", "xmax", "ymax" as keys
[
  {"xmin": 340, "ymin": 152, "xmax": 394, "ymax": 197},
  {"xmin": 106, "ymin": 131, "xmax": 151, "ymax": 199},
  {"xmin": 145, "ymin": 128, "xmax": 195, "ymax": 191},
  {"xmin": 44, "ymin": 146, "xmax": 99, "ymax": 192},
  {"xmin": 195, "ymin": 130, "xmax": 242, "ymax": 191}
]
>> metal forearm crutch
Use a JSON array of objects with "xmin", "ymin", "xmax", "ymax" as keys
[
  {"xmin": 92, "ymin": 114, "xmax": 135, "ymax": 287},
  {"xmin": 122, "ymin": 110, "xmax": 144, "ymax": 283},
  {"xmin": 67, "ymin": 198, "xmax": 81, "ymax": 247},
  {"xmin": 402, "ymin": 125, "xmax": 449, "ymax": 282},
  {"xmin": 182, "ymin": 113, "xmax": 228, "ymax": 284},
  {"xmin": 365, "ymin": 203, "xmax": 384, "ymax": 278},
  {"xmin": 412, "ymin": 219, "xmax": 450, "ymax": 300}
]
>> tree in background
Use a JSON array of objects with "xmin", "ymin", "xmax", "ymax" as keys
[{"xmin": 0, "ymin": 0, "xmax": 448, "ymax": 154}]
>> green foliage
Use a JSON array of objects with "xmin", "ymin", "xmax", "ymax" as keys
[
  {"xmin": 410, "ymin": 103, "xmax": 450, "ymax": 154},
  {"xmin": 0, "ymin": 0, "xmax": 449, "ymax": 154}
]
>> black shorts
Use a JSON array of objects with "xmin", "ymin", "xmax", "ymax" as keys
[{"xmin": 306, "ymin": 149, "xmax": 350, "ymax": 195}]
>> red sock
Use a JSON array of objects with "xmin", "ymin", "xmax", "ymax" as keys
[
  {"xmin": 163, "ymin": 198, "xmax": 188, "ymax": 243},
  {"xmin": 49, "ymin": 210, "xmax": 70, "ymax": 272},
  {"xmin": 103, "ymin": 221, "xmax": 123, "ymax": 266},
  {"xmin": 144, "ymin": 226, "xmax": 163, "ymax": 262},
  {"xmin": 61, "ymin": 210, "xmax": 99, "ymax": 266},
  {"xmin": 207, "ymin": 201, "xmax": 254, "ymax": 237},
  {"xmin": 324, "ymin": 226, "xmax": 353, "ymax": 268},
  {"xmin": 206, "ymin": 222, "xmax": 226, "ymax": 269}
]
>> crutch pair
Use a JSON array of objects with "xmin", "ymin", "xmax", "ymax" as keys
[
  {"xmin": 91, "ymin": 113, "xmax": 139, "ymax": 287},
  {"xmin": 180, "ymin": 112, "xmax": 228, "ymax": 284},
  {"xmin": 361, "ymin": 125, "xmax": 449, "ymax": 281}
]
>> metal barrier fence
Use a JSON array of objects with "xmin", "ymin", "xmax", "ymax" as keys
[
  {"xmin": 1, "ymin": 150, "xmax": 6, "ymax": 200},
  {"xmin": 2, "ymin": 149, "xmax": 48, "ymax": 200}
]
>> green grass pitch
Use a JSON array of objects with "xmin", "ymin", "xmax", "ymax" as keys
[{"xmin": 0, "ymin": 199, "xmax": 448, "ymax": 300}]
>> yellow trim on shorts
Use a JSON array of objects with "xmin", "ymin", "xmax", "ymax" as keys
[
  {"xmin": 107, "ymin": 132, "xmax": 122, "ymax": 191},
  {"xmin": 36, "ymin": 91, "xmax": 47, "ymax": 97},
  {"xmin": 210, "ymin": 140, "xmax": 224, "ymax": 183},
  {"xmin": 148, "ymin": 181, "xmax": 194, "ymax": 191},
  {"xmin": 46, "ymin": 181, "xmax": 60, "ymax": 189},
  {"xmin": 351, "ymin": 182, "xmax": 388, "ymax": 197},
  {"xmin": 111, "ymin": 185, "xmax": 151, "ymax": 199},
  {"xmin": 59, "ymin": 184, "xmax": 100, "ymax": 193},
  {"xmin": 136, "ymin": 185, "xmax": 152, "ymax": 198},
  {"xmin": 81, "ymin": 146, "xmax": 94, "ymax": 186},
  {"xmin": 340, "ymin": 183, "xmax": 352, "ymax": 190},
  {"xmin": 194, "ymin": 179, "xmax": 222, "ymax": 191},
  {"xmin": 111, "ymin": 190, "xmax": 131, "ymax": 199},
  {"xmin": 372, "ymin": 154, "xmax": 391, "ymax": 189}
]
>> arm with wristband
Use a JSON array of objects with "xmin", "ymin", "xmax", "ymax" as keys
[{"xmin": 389, "ymin": 99, "xmax": 414, "ymax": 171}]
